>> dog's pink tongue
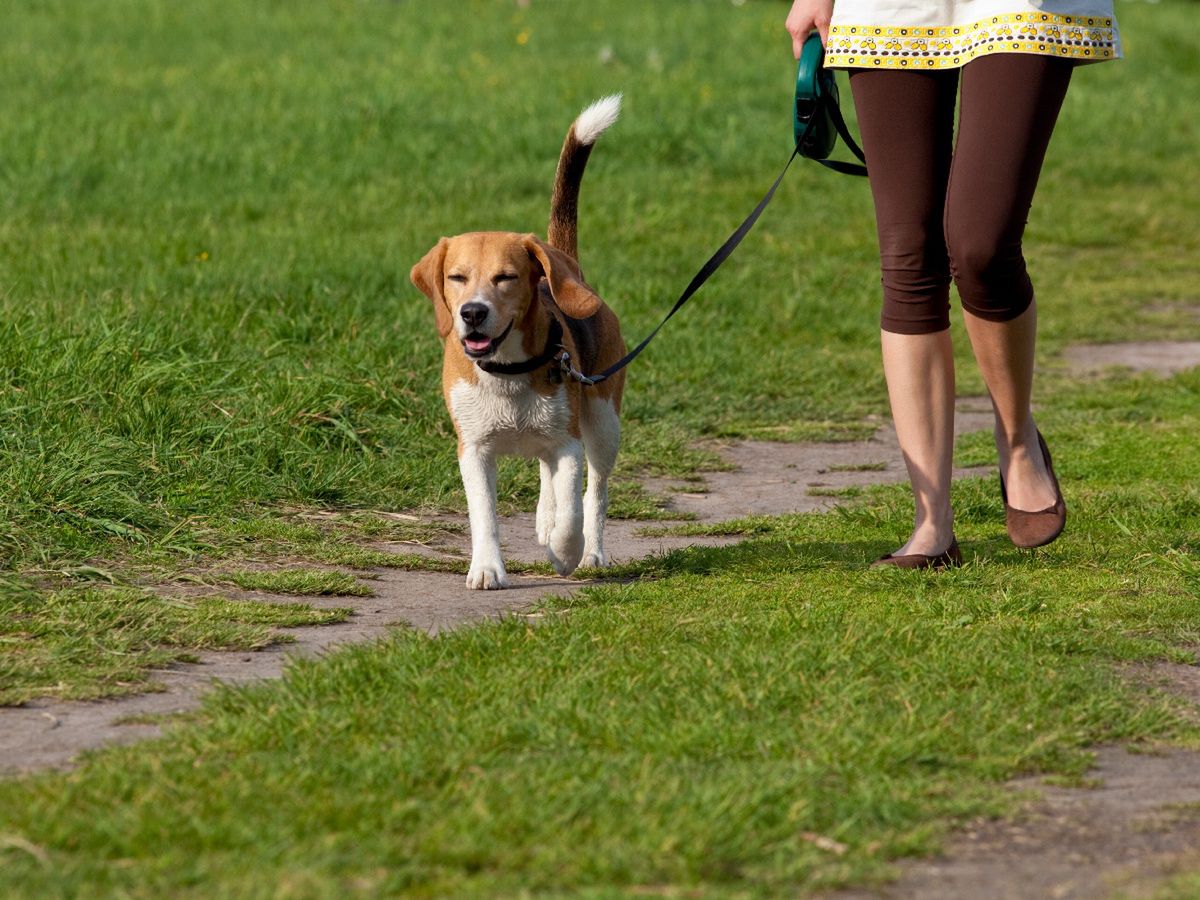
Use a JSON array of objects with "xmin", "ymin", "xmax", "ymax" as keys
[{"xmin": 465, "ymin": 337, "xmax": 491, "ymax": 353}]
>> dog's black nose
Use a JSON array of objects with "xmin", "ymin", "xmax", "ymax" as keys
[{"xmin": 460, "ymin": 303, "xmax": 489, "ymax": 329}]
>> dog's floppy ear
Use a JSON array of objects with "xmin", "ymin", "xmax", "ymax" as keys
[
  {"xmin": 410, "ymin": 238, "xmax": 454, "ymax": 338},
  {"xmin": 523, "ymin": 235, "xmax": 602, "ymax": 319}
]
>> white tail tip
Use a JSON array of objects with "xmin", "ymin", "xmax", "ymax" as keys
[{"xmin": 574, "ymin": 94, "xmax": 622, "ymax": 145}]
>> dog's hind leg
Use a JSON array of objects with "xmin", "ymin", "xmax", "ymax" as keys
[
  {"xmin": 581, "ymin": 398, "xmax": 620, "ymax": 568},
  {"xmin": 460, "ymin": 445, "xmax": 508, "ymax": 590},
  {"xmin": 544, "ymin": 440, "xmax": 585, "ymax": 575},
  {"xmin": 536, "ymin": 459, "xmax": 555, "ymax": 547}
]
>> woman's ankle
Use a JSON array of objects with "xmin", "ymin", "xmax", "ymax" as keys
[
  {"xmin": 996, "ymin": 421, "xmax": 1057, "ymax": 510},
  {"xmin": 897, "ymin": 515, "xmax": 955, "ymax": 557}
]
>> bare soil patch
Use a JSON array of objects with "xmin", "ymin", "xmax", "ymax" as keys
[
  {"xmin": 642, "ymin": 396, "xmax": 996, "ymax": 520},
  {"xmin": 1063, "ymin": 341, "xmax": 1200, "ymax": 379},
  {"xmin": 834, "ymin": 744, "xmax": 1200, "ymax": 900}
]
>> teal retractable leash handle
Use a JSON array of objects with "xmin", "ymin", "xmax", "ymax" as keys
[{"xmin": 793, "ymin": 33, "xmax": 868, "ymax": 176}]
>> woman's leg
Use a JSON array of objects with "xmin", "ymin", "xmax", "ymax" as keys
[
  {"xmin": 880, "ymin": 328, "xmax": 956, "ymax": 555},
  {"xmin": 850, "ymin": 68, "xmax": 959, "ymax": 556},
  {"xmin": 946, "ymin": 55, "xmax": 1073, "ymax": 513}
]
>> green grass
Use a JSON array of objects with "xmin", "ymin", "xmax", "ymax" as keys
[
  {"xmin": 1, "ymin": 0, "xmax": 1200, "ymax": 895},
  {"xmin": 1, "ymin": 368, "xmax": 1199, "ymax": 894},
  {"xmin": 0, "ymin": 0, "xmax": 1195, "ymax": 573},
  {"xmin": 5, "ymin": 0, "xmax": 1193, "ymax": 699},
  {"xmin": 827, "ymin": 462, "xmax": 889, "ymax": 473},
  {"xmin": 1156, "ymin": 870, "xmax": 1200, "ymax": 900},
  {"xmin": 0, "ymin": 583, "xmax": 350, "ymax": 705},
  {"xmin": 806, "ymin": 485, "xmax": 865, "ymax": 499},
  {"xmin": 639, "ymin": 516, "xmax": 786, "ymax": 538}
]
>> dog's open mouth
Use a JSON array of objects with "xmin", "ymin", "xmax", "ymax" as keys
[{"xmin": 461, "ymin": 320, "xmax": 514, "ymax": 359}]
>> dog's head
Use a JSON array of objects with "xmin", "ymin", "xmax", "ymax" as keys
[{"xmin": 410, "ymin": 232, "xmax": 602, "ymax": 359}]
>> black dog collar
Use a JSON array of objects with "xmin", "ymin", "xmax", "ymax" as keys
[{"xmin": 475, "ymin": 318, "xmax": 564, "ymax": 377}]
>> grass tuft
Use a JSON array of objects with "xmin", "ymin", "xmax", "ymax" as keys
[
  {"xmin": 219, "ymin": 568, "xmax": 374, "ymax": 597},
  {"xmin": 0, "ymin": 585, "xmax": 349, "ymax": 705}
]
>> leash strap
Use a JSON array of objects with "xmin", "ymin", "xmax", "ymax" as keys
[
  {"xmin": 580, "ymin": 142, "xmax": 803, "ymax": 386},
  {"xmin": 818, "ymin": 98, "xmax": 868, "ymax": 177},
  {"xmin": 577, "ymin": 85, "xmax": 866, "ymax": 385}
]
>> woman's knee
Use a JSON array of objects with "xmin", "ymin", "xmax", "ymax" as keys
[
  {"xmin": 946, "ymin": 228, "xmax": 1034, "ymax": 322},
  {"xmin": 878, "ymin": 221, "xmax": 952, "ymax": 334}
]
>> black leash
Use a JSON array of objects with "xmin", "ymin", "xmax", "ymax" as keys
[
  {"xmin": 817, "ymin": 98, "xmax": 868, "ymax": 177},
  {"xmin": 567, "ymin": 140, "xmax": 803, "ymax": 387},
  {"xmin": 560, "ymin": 97, "xmax": 869, "ymax": 387}
]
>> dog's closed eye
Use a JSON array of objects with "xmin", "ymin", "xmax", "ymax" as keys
[
  {"xmin": 493, "ymin": 272, "xmax": 518, "ymax": 285},
  {"xmin": 447, "ymin": 273, "xmax": 468, "ymax": 284}
]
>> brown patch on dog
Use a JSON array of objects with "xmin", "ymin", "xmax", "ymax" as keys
[
  {"xmin": 409, "ymin": 238, "xmax": 453, "ymax": 338},
  {"xmin": 523, "ymin": 235, "xmax": 602, "ymax": 319}
]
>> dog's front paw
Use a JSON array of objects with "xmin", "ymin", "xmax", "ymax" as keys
[
  {"xmin": 580, "ymin": 550, "xmax": 609, "ymax": 569},
  {"xmin": 546, "ymin": 530, "xmax": 584, "ymax": 577},
  {"xmin": 465, "ymin": 563, "xmax": 509, "ymax": 590}
]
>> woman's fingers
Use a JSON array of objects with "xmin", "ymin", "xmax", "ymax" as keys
[{"xmin": 785, "ymin": 0, "xmax": 833, "ymax": 57}]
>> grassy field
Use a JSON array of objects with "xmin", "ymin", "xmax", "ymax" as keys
[
  {"xmin": 1, "ymin": 0, "xmax": 1195, "ymax": 568},
  {"xmin": 2, "ymin": 0, "xmax": 1200, "ymax": 895}
]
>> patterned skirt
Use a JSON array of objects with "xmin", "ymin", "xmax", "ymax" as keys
[{"xmin": 825, "ymin": 0, "xmax": 1121, "ymax": 70}]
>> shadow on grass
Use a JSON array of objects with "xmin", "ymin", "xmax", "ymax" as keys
[{"xmin": 593, "ymin": 536, "xmax": 889, "ymax": 582}]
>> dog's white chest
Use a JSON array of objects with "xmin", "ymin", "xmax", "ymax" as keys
[{"xmin": 449, "ymin": 377, "xmax": 571, "ymax": 455}]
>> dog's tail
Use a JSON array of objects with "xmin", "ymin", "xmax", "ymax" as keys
[{"xmin": 547, "ymin": 94, "xmax": 621, "ymax": 262}]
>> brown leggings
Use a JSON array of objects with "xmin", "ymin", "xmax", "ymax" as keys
[{"xmin": 849, "ymin": 55, "xmax": 1073, "ymax": 335}]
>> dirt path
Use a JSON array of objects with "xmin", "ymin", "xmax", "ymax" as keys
[
  {"xmin": 0, "ymin": 394, "xmax": 998, "ymax": 775},
  {"xmin": 834, "ymin": 741, "xmax": 1200, "ymax": 900},
  {"xmin": 4, "ymin": 340, "xmax": 1200, "ymax": 898}
]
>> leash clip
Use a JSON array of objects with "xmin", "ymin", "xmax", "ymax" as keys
[{"xmin": 554, "ymin": 350, "xmax": 597, "ymax": 386}]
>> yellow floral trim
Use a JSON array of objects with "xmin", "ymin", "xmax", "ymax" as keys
[{"xmin": 825, "ymin": 12, "xmax": 1116, "ymax": 69}]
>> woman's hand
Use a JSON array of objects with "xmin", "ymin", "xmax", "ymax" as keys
[{"xmin": 785, "ymin": 0, "xmax": 834, "ymax": 58}]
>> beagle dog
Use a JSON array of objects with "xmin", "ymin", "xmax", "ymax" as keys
[{"xmin": 410, "ymin": 96, "xmax": 626, "ymax": 590}]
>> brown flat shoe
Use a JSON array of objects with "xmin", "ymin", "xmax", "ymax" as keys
[
  {"xmin": 1000, "ymin": 430, "xmax": 1066, "ymax": 549},
  {"xmin": 871, "ymin": 538, "xmax": 962, "ymax": 570}
]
